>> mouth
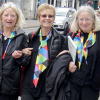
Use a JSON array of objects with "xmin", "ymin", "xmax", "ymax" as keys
[
  {"xmin": 44, "ymin": 21, "xmax": 53, "ymax": 24},
  {"xmin": 7, "ymin": 22, "xmax": 13, "ymax": 24}
]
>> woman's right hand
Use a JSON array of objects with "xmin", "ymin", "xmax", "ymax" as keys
[
  {"xmin": 69, "ymin": 61, "xmax": 77, "ymax": 73},
  {"xmin": 12, "ymin": 50, "xmax": 23, "ymax": 58},
  {"xmin": 22, "ymin": 48, "xmax": 33, "ymax": 55}
]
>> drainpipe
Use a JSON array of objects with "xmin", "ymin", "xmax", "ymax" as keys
[
  {"xmin": 72, "ymin": 0, "xmax": 75, "ymax": 8},
  {"xmin": 54, "ymin": 0, "xmax": 56, "ymax": 7},
  {"xmin": 50, "ymin": 0, "xmax": 52, "ymax": 4}
]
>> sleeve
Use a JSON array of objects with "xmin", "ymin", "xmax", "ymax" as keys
[
  {"xmin": 14, "ymin": 34, "xmax": 31, "ymax": 67},
  {"xmin": 61, "ymin": 32, "xmax": 73, "ymax": 51},
  {"xmin": 21, "ymin": 34, "xmax": 29, "ymax": 49},
  {"xmin": 92, "ymin": 31, "xmax": 100, "ymax": 89},
  {"xmin": 60, "ymin": 35, "xmax": 68, "ymax": 51}
]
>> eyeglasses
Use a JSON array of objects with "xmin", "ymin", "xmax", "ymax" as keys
[
  {"xmin": 40, "ymin": 14, "xmax": 54, "ymax": 18},
  {"xmin": 78, "ymin": 18, "xmax": 93, "ymax": 22}
]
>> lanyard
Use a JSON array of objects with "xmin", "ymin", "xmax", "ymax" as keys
[
  {"xmin": 2, "ymin": 32, "xmax": 15, "ymax": 59},
  {"xmin": 39, "ymin": 30, "xmax": 51, "ymax": 42}
]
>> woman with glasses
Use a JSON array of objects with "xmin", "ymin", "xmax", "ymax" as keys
[
  {"xmin": 0, "ymin": 2, "xmax": 28, "ymax": 100},
  {"xmin": 20, "ymin": 3, "xmax": 72, "ymax": 100},
  {"xmin": 67, "ymin": 5, "xmax": 100, "ymax": 100}
]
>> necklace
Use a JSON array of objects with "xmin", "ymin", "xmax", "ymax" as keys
[{"xmin": 4, "ymin": 36, "xmax": 8, "ymax": 40}]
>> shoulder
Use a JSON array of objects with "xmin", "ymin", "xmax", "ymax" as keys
[
  {"xmin": 28, "ymin": 27, "xmax": 40, "ymax": 38},
  {"xmin": 28, "ymin": 31, "xmax": 39, "ymax": 43},
  {"xmin": 28, "ymin": 31, "xmax": 36, "ymax": 38},
  {"xmin": 96, "ymin": 31, "xmax": 100, "ymax": 35},
  {"xmin": 95, "ymin": 31, "xmax": 100, "ymax": 43},
  {"xmin": 95, "ymin": 31, "xmax": 100, "ymax": 38},
  {"xmin": 15, "ymin": 31, "xmax": 27, "ymax": 40},
  {"xmin": 15, "ymin": 29, "xmax": 27, "ymax": 38},
  {"xmin": 16, "ymin": 29, "xmax": 25, "ymax": 35},
  {"xmin": 51, "ymin": 27, "xmax": 65, "ymax": 39}
]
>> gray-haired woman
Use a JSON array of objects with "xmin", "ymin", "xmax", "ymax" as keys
[{"xmin": 68, "ymin": 5, "xmax": 100, "ymax": 100}]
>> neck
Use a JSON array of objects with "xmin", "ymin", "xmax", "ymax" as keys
[
  {"xmin": 3, "ymin": 27, "xmax": 13, "ymax": 37},
  {"xmin": 41, "ymin": 27, "xmax": 51, "ymax": 36}
]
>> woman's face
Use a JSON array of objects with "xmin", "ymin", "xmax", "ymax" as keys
[
  {"xmin": 77, "ymin": 11, "xmax": 94, "ymax": 33},
  {"xmin": 39, "ymin": 9, "xmax": 55, "ymax": 29},
  {"xmin": 1, "ymin": 8, "xmax": 17, "ymax": 30}
]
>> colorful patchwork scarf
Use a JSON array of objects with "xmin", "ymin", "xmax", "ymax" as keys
[
  {"xmin": 73, "ymin": 31, "xmax": 96, "ymax": 68},
  {"xmin": 33, "ymin": 30, "xmax": 50, "ymax": 87}
]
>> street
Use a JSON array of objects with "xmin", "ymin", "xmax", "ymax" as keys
[
  {"xmin": 23, "ymin": 27, "xmax": 39, "ymax": 35},
  {"xmin": 23, "ymin": 27, "xmax": 64, "ymax": 35}
]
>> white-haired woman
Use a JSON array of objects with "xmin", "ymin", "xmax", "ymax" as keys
[
  {"xmin": 68, "ymin": 5, "xmax": 100, "ymax": 100},
  {"xmin": 0, "ymin": 2, "xmax": 28, "ymax": 100}
]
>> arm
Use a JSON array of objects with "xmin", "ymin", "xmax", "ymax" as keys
[
  {"xmin": 58, "ymin": 35, "xmax": 77, "ymax": 73},
  {"xmin": 12, "ymin": 34, "xmax": 31, "ymax": 66}
]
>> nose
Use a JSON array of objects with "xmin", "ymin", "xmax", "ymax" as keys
[
  {"xmin": 82, "ymin": 19, "xmax": 87, "ymax": 24},
  {"xmin": 45, "ymin": 16, "xmax": 50, "ymax": 19},
  {"xmin": 7, "ymin": 15, "xmax": 12, "ymax": 20}
]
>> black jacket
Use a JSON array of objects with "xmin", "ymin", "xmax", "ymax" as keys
[
  {"xmin": 28, "ymin": 27, "xmax": 67, "ymax": 60},
  {"xmin": 68, "ymin": 31, "xmax": 100, "ymax": 90},
  {"xmin": 0, "ymin": 29, "xmax": 28, "ymax": 95},
  {"xmin": 22, "ymin": 27, "xmax": 69, "ymax": 97},
  {"xmin": 46, "ymin": 52, "xmax": 72, "ymax": 100}
]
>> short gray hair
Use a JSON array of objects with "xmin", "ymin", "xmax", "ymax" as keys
[
  {"xmin": 70, "ymin": 6, "xmax": 100, "ymax": 32},
  {"xmin": 0, "ymin": 2, "xmax": 25, "ymax": 30}
]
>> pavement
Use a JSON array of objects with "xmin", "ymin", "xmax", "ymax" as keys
[{"xmin": 23, "ymin": 19, "xmax": 40, "ymax": 29}]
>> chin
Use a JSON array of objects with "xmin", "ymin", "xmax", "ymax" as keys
[{"xmin": 44, "ymin": 26, "xmax": 51, "ymax": 28}]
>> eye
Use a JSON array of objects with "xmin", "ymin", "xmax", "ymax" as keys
[{"xmin": 3, "ymin": 14, "xmax": 9, "ymax": 17}]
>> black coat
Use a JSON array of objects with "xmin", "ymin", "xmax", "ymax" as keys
[
  {"xmin": 46, "ymin": 52, "xmax": 72, "ymax": 100},
  {"xmin": 66, "ymin": 31, "xmax": 100, "ymax": 100},
  {"xmin": 68, "ymin": 31, "xmax": 100, "ymax": 89},
  {"xmin": 22, "ymin": 27, "xmax": 68, "ymax": 97},
  {"xmin": 0, "ymin": 29, "xmax": 28, "ymax": 95},
  {"xmin": 28, "ymin": 27, "xmax": 67, "ymax": 60}
]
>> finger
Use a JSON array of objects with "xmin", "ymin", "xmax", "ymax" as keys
[
  {"xmin": 57, "ymin": 50, "xmax": 69, "ymax": 57},
  {"xmin": 15, "ymin": 54, "xmax": 22, "ymax": 58},
  {"xmin": 70, "ymin": 61, "xmax": 75, "ymax": 66},
  {"xmin": 24, "ymin": 48, "xmax": 33, "ymax": 51},
  {"xmin": 71, "ymin": 66, "xmax": 77, "ymax": 72},
  {"xmin": 27, "ymin": 48, "xmax": 33, "ymax": 50},
  {"xmin": 69, "ymin": 68, "xmax": 75, "ymax": 72}
]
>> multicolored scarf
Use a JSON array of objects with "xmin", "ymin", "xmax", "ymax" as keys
[
  {"xmin": 73, "ymin": 31, "xmax": 96, "ymax": 68},
  {"xmin": 33, "ymin": 30, "xmax": 50, "ymax": 87},
  {"xmin": 1, "ymin": 32, "xmax": 15, "ymax": 59}
]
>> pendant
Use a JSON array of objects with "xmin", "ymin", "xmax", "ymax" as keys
[{"xmin": 4, "ymin": 36, "xmax": 8, "ymax": 40}]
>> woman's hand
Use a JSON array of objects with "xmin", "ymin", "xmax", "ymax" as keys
[
  {"xmin": 56, "ymin": 50, "xmax": 77, "ymax": 72},
  {"xmin": 12, "ymin": 50, "xmax": 23, "ymax": 58},
  {"xmin": 69, "ymin": 61, "xmax": 77, "ymax": 73},
  {"xmin": 56, "ymin": 50, "xmax": 69, "ymax": 57},
  {"xmin": 22, "ymin": 48, "xmax": 33, "ymax": 55}
]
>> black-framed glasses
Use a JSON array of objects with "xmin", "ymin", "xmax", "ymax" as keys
[{"xmin": 40, "ymin": 14, "xmax": 54, "ymax": 18}]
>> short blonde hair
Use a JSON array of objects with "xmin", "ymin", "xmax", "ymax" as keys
[
  {"xmin": 0, "ymin": 2, "xmax": 25, "ymax": 30},
  {"xmin": 70, "ymin": 6, "xmax": 100, "ymax": 32},
  {"xmin": 37, "ymin": 3, "xmax": 55, "ymax": 18}
]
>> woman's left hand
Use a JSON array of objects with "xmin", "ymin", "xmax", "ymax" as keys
[{"xmin": 69, "ymin": 61, "xmax": 77, "ymax": 73}]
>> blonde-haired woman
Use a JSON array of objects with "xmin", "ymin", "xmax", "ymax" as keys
[
  {"xmin": 0, "ymin": 2, "xmax": 28, "ymax": 100},
  {"xmin": 68, "ymin": 5, "xmax": 100, "ymax": 100},
  {"xmin": 21, "ymin": 3, "xmax": 72, "ymax": 100}
]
